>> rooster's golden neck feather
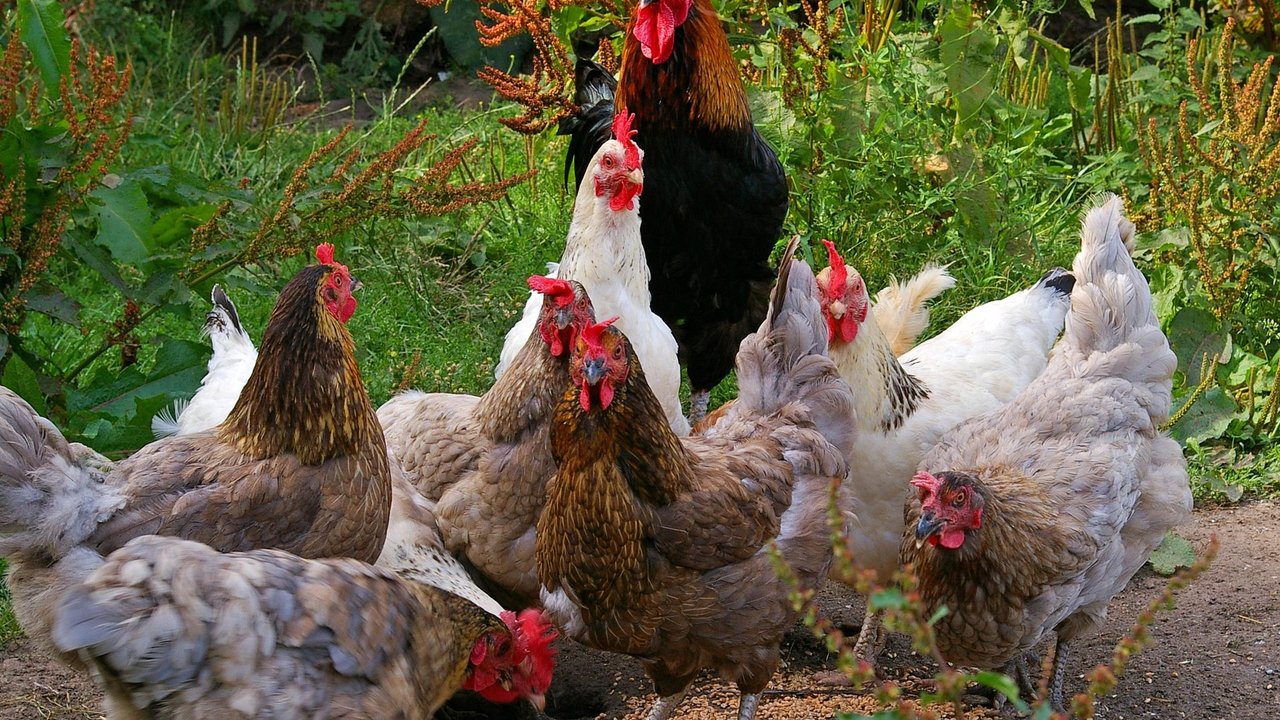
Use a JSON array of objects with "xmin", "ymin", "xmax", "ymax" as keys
[
  {"xmin": 617, "ymin": 0, "xmax": 752, "ymax": 133},
  {"xmin": 219, "ymin": 265, "xmax": 383, "ymax": 465}
]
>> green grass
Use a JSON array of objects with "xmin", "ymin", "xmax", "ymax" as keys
[{"xmin": 0, "ymin": 559, "xmax": 17, "ymax": 647}]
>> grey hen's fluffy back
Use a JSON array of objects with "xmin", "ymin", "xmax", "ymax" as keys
[
  {"xmin": 0, "ymin": 387, "xmax": 124, "ymax": 560},
  {"xmin": 1053, "ymin": 194, "xmax": 1176, "ymax": 423},
  {"xmin": 729, "ymin": 237, "xmax": 856, "ymax": 461}
]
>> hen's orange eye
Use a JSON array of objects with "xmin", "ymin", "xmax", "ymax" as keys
[
  {"xmin": 613, "ymin": 345, "xmax": 623, "ymax": 359},
  {"xmin": 602, "ymin": 155, "xmax": 615, "ymax": 169},
  {"xmin": 951, "ymin": 492, "xmax": 966, "ymax": 507}
]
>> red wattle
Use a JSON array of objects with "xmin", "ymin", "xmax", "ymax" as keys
[{"xmin": 609, "ymin": 181, "xmax": 641, "ymax": 212}]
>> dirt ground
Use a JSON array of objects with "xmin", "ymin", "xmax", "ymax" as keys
[{"xmin": 2, "ymin": 501, "xmax": 1276, "ymax": 719}]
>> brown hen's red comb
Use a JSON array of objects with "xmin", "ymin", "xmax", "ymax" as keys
[
  {"xmin": 315, "ymin": 242, "xmax": 336, "ymax": 265},
  {"xmin": 580, "ymin": 316, "xmax": 619, "ymax": 353},
  {"xmin": 528, "ymin": 275, "xmax": 576, "ymax": 305},
  {"xmin": 911, "ymin": 471, "xmax": 940, "ymax": 493},
  {"xmin": 612, "ymin": 111, "xmax": 640, "ymax": 169}
]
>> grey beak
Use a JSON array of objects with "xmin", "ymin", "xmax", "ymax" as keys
[
  {"xmin": 915, "ymin": 512, "xmax": 944, "ymax": 544},
  {"xmin": 349, "ymin": 275, "xmax": 364, "ymax": 292},
  {"xmin": 555, "ymin": 306, "xmax": 572, "ymax": 330},
  {"xmin": 639, "ymin": 0, "xmax": 656, "ymax": 6},
  {"xmin": 583, "ymin": 357, "xmax": 606, "ymax": 386}
]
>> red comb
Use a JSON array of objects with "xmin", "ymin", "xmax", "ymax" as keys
[
  {"xmin": 612, "ymin": 111, "xmax": 640, "ymax": 169},
  {"xmin": 528, "ymin": 275, "xmax": 575, "ymax": 301},
  {"xmin": 821, "ymin": 240, "xmax": 848, "ymax": 293},
  {"xmin": 581, "ymin": 316, "xmax": 619, "ymax": 353},
  {"xmin": 911, "ymin": 471, "xmax": 940, "ymax": 492},
  {"xmin": 315, "ymin": 242, "xmax": 336, "ymax": 266}
]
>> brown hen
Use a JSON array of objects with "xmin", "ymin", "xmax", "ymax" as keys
[
  {"xmin": 378, "ymin": 275, "xmax": 596, "ymax": 607},
  {"xmin": 535, "ymin": 239, "xmax": 855, "ymax": 720},
  {"xmin": 0, "ymin": 243, "xmax": 391, "ymax": 669}
]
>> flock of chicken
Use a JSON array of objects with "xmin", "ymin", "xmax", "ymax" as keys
[{"xmin": 0, "ymin": 0, "xmax": 1192, "ymax": 718}]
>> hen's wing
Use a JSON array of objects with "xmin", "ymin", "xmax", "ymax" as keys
[
  {"xmin": 87, "ymin": 436, "xmax": 381, "ymax": 561},
  {"xmin": 53, "ymin": 535, "xmax": 491, "ymax": 719}
]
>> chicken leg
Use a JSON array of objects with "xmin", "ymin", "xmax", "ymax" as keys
[
  {"xmin": 737, "ymin": 691, "xmax": 761, "ymax": 720},
  {"xmin": 689, "ymin": 389, "xmax": 711, "ymax": 427},
  {"xmin": 645, "ymin": 689, "xmax": 688, "ymax": 720},
  {"xmin": 1048, "ymin": 638, "xmax": 1072, "ymax": 713},
  {"xmin": 851, "ymin": 605, "xmax": 886, "ymax": 665}
]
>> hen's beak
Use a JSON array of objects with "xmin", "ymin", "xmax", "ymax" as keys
[
  {"xmin": 627, "ymin": 168, "xmax": 643, "ymax": 186},
  {"xmin": 582, "ymin": 357, "xmax": 607, "ymax": 385},
  {"xmin": 554, "ymin": 306, "xmax": 573, "ymax": 330},
  {"xmin": 639, "ymin": 0, "xmax": 656, "ymax": 6},
  {"xmin": 349, "ymin": 275, "xmax": 364, "ymax": 292},
  {"xmin": 529, "ymin": 694, "xmax": 547, "ymax": 712},
  {"xmin": 828, "ymin": 300, "xmax": 847, "ymax": 320},
  {"xmin": 914, "ymin": 512, "xmax": 944, "ymax": 548}
]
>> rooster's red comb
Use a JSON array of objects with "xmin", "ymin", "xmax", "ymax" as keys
[
  {"xmin": 528, "ymin": 275, "xmax": 576, "ymax": 306},
  {"xmin": 612, "ymin": 111, "xmax": 640, "ymax": 170},
  {"xmin": 580, "ymin": 316, "xmax": 619, "ymax": 353},
  {"xmin": 821, "ymin": 240, "xmax": 848, "ymax": 293}
]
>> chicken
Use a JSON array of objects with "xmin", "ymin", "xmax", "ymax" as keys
[
  {"xmin": 379, "ymin": 275, "xmax": 597, "ymax": 606},
  {"xmin": 872, "ymin": 265, "xmax": 955, "ymax": 357},
  {"xmin": 900, "ymin": 194, "xmax": 1192, "ymax": 710},
  {"xmin": 689, "ymin": 263, "xmax": 954, "ymax": 434},
  {"xmin": 52, "ymin": 534, "xmax": 557, "ymax": 719},
  {"xmin": 151, "ymin": 284, "xmax": 258, "ymax": 438},
  {"xmin": 559, "ymin": 0, "xmax": 790, "ymax": 424},
  {"xmin": 535, "ymin": 238, "xmax": 854, "ymax": 720},
  {"xmin": 498, "ymin": 111, "xmax": 687, "ymax": 435},
  {"xmin": 814, "ymin": 240, "xmax": 1073, "ymax": 661},
  {"xmin": 0, "ymin": 243, "xmax": 391, "ymax": 668}
]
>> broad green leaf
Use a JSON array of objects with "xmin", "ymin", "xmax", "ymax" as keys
[
  {"xmin": 1169, "ymin": 386, "xmax": 1237, "ymax": 444},
  {"xmin": 25, "ymin": 284, "xmax": 81, "ymax": 326},
  {"xmin": 1148, "ymin": 531, "xmax": 1195, "ymax": 576},
  {"xmin": 939, "ymin": 1, "xmax": 999, "ymax": 133},
  {"xmin": 67, "ymin": 336, "xmax": 208, "ymax": 417},
  {"xmin": 1, "ymin": 352, "xmax": 47, "ymax": 415},
  {"xmin": 16, "ymin": 0, "xmax": 71, "ymax": 97},
  {"xmin": 1077, "ymin": 0, "xmax": 1096, "ymax": 19},
  {"xmin": 90, "ymin": 180, "xmax": 154, "ymax": 265},
  {"xmin": 63, "ymin": 234, "xmax": 132, "ymax": 296},
  {"xmin": 1168, "ymin": 307, "xmax": 1229, "ymax": 387},
  {"xmin": 1148, "ymin": 263, "xmax": 1184, "ymax": 324}
]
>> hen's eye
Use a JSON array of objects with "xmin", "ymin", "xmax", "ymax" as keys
[
  {"xmin": 613, "ymin": 345, "xmax": 623, "ymax": 359},
  {"xmin": 951, "ymin": 493, "xmax": 966, "ymax": 507},
  {"xmin": 602, "ymin": 156, "xmax": 615, "ymax": 169}
]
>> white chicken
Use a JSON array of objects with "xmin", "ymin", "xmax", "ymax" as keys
[
  {"xmin": 815, "ymin": 240, "xmax": 1074, "ymax": 661},
  {"xmin": 495, "ymin": 111, "xmax": 688, "ymax": 435},
  {"xmin": 150, "ymin": 284, "xmax": 257, "ymax": 438}
]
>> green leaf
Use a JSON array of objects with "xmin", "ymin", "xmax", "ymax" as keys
[
  {"xmin": 1168, "ymin": 307, "xmax": 1229, "ymax": 387},
  {"xmin": 1, "ymin": 352, "xmax": 46, "ymax": 415},
  {"xmin": 1148, "ymin": 531, "xmax": 1195, "ymax": 576},
  {"xmin": 24, "ymin": 284, "xmax": 81, "ymax": 326},
  {"xmin": 939, "ymin": 2, "xmax": 999, "ymax": 133},
  {"xmin": 67, "ymin": 336, "xmax": 208, "ymax": 417},
  {"xmin": 16, "ymin": 0, "xmax": 71, "ymax": 97},
  {"xmin": 974, "ymin": 671, "xmax": 1029, "ymax": 712},
  {"xmin": 1170, "ymin": 386, "xmax": 1237, "ymax": 444},
  {"xmin": 1077, "ymin": 0, "xmax": 1096, "ymax": 20},
  {"xmin": 868, "ymin": 588, "xmax": 907, "ymax": 612},
  {"xmin": 90, "ymin": 180, "xmax": 154, "ymax": 265}
]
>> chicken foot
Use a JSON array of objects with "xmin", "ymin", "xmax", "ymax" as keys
[
  {"xmin": 990, "ymin": 653, "xmax": 1037, "ymax": 713},
  {"xmin": 645, "ymin": 689, "xmax": 688, "ymax": 720}
]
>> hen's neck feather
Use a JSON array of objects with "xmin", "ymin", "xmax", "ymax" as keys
[
  {"xmin": 828, "ymin": 314, "xmax": 928, "ymax": 434},
  {"xmin": 476, "ymin": 333, "xmax": 567, "ymax": 442},
  {"xmin": 617, "ymin": 0, "xmax": 751, "ymax": 133},
  {"xmin": 561, "ymin": 179, "xmax": 651, "ymax": 303},
  {"xmin": 219, "ymin": 267, "xmax": 383, "ymax": 465}
]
